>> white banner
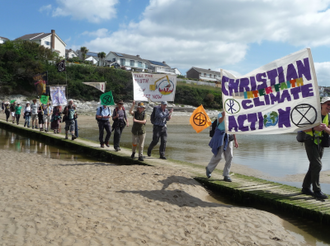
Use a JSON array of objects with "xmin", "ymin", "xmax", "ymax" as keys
[
  {"xmin": 82, "ymin": 82, "xmax": 106, "ymax": 92},
  {"xmin": 50, "ymin": 86, "xmax": 67, "ymax": 106},
  {"xmin": 132, "ymin": 73, "xmax": 177, "ymax": 102},
  {"xmin": 222, "ymin": 48, "xmax": 321, "ymax": 135}
]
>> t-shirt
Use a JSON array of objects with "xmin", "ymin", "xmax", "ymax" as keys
[
  {"xmin": 217, "ymin": 113, "xmax": 225, "ymax": 131},
  {"xmin": 31, "ymin": 103, "xmax": 38, "ymax": 115},
  {"xmin": 131, "ymin": 111, "xmax": 146, "ymax": 135},
  {"xmin": 15, "ymin": 106, "xmax": 22, "ymax": 115}
]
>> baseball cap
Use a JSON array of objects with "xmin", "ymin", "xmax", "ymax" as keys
[
  {"xmin": 161, "ymin": 101, "xmax": 168, "ymax": 105},
  {"xmin": 321, "ymin": 97, "xmax": 330, "ymax": 104},
  {"xmin": 137, "ymin": 102, "xmax": 145, "ymax": 108}
]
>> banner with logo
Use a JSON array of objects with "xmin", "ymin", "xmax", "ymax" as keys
[
  {"xmin": 100, "ymin": 91, "xmax": 115, "ymax": 105},
  {"xmin": 222, "ymin": 48, "xmax": 321, "ymax": 135},
  {"xmin": 33, "ymin": 72, "xmax": 47, "ymax": 96},
  {"xmin": 82, "ymin": 82, "xmax": 106, "ymax": 92},
  {"xmin": 190, "ymin": 105, "xmax": 212, "ymax": 133},
  {"xmin": 40, "ymin": 95, "xmax": 49, "ymax": 105},
  {"xmin": 132, "ymin": 73, "xmax": 177, "ymax": 102},
  {"xmin": 50, "ymin": 86, "xmax": 67, "ymax": 106},
  {"xmin": 57, "ymin": 60, "xmax": 66, "ymax": 72}
]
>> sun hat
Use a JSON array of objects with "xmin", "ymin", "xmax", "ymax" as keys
[
  {"xmin": 161, "ymin": 101, "xmax": 168, "ymax": 105},
  {"xmin": 17, "ymin": 102, "xmax": 20, "ymax": 105},
  {"xmin": 116, "ymin": 100, "xmax": 124, "ymax": 104},
  {"xmin": 321, "ymin": 97, "xmax": 330, "ymax": 104},
  {"xmin": 26, "ymin": 101, "xmax": 30, "ymax": 104},
  {"xmin": 137, "ymin": 102, "xmax": 145, "ymax": 108}
]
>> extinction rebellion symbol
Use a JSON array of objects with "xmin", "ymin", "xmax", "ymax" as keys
[
  {"xmin": 192, "ymin": 112, "xmax": 208, "ymax": 126},
  {"xmin": 290, "ymin": 104, "xmax": 317, "ymax": 127}
]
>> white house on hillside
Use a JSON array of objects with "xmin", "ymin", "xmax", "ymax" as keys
[
  {"xmin": 105, "ymin": 51, "xmax": 149, "ymax": 71},
  {"xmin": 186, "ymin": 67, "xmax": 221, "ymax": 81},
  {"xmin": 16, "ymin": 30, "xmax": 66, "ymax": 58},
  {"xmin": 66, "ymin": 49, "xmax": 78, "ymax": 59},
  {"xmin": 0, "ymin": 36, "xmax": 9, "ymax": 44}
]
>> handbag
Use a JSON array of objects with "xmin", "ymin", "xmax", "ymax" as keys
[{"xmin": 296, "ymin": 131, "xmax": 307, "ymax": 142}]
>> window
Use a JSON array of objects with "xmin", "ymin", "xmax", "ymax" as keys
[
  {"xmin": 120, "ymin": 58, "xmax": 126, "ymax": 65},
  {"xmin": 204, "ymin": 73, "xmax": 206, "ymax": 76},
  {"xmin": 138, "ymin": 61, "xmax": 142, "ymax": 68},
  {"xmin": 130, "ymin": 60, "xmax": 135, "ymax": 66},
  {"xmin": 45, "ymin": 41, "xmax": 50, "ymax": 46},
  {"xmin": 112, "ymin": 58, "xmax": 116, "ymax": 62}
]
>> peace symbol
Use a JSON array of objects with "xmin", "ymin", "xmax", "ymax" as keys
[
  {"xmin": 224, "ymin": 98, "xmax": 241, "ymax": 115},
  {"xmin": 102, "ymin": 95, "xmax": 113, "ymax": 105},
  {"xmin": 290, "ymin": 104, "xmax": 317, "ymax": 127},
  {"xmin": 193, "ymin": 112, "xmax": 207, "ymax": 126}
]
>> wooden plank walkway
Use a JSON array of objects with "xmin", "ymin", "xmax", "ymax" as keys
[{"xmin": 1, "ymin": 119, "xmax": 330, "ymax": 225}]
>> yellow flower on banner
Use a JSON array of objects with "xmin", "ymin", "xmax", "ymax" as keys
[{"xmin": 190, "ymin": 105, "xmax": 212, "ymax": 133}]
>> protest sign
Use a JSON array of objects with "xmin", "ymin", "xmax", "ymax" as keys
[
  {"xmin": 132, "ymin": 73, "xmax": 177, "ymax": 102},
  {"xmin": 190, "ymin": 105, "xmax": 212, "ymax": 133},
  {"xmin": 50, "ymin": 86, "xmax": 67, "ymax": 106},
  {"xmin": 100, "ymin": 91, "xmax": 115, "ymax": 105},
  {"xmin": 221, "ymin": 48, "xmax": 321, "ymax": 135}
]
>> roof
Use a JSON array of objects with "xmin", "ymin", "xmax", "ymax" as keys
[
  {"xmin": 188, "ymin": 67, "xmax": 220, "ymax": 75},
  {"xmin": 109, "ymin": 51, "xmax": 147, "ymax": 62},
  {"xmin": 86, "ymin": 51, "xmax": 99, "ymax": 57},
  {"xmin": 0, "ymin": 36, "xmax": 10, "ymax": 41},
  {"xmin": 148, "ymin": 60, "xmax": 170, "ymax": 68},
  {"xmin": 16, "ymin": 31, "xmax": 66, "ymax": 46}
]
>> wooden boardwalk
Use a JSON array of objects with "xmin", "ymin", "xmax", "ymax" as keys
[{"xmin": 1, "ymin": 119, "xmax": 330, "ymax": 225}]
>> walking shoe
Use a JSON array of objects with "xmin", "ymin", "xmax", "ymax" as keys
[
  {"xmin": 71, "ymin": 135, "xmax": 77, "ymax": 140},
  {"xmin": 24, "ymin": 123, "xmax": 26, "ymax": 127},
  {"xmin": 160, "ymin": 156, "xmax": 167, "ymax": 160},
  {"xmin": 101, "ymin": 144, "xmax": 105, "ymax": 148},
  {"xmin": 301, "ymin": 188, "xmax": 314, "ymax": 196},
  {"xmin": 32, "ymin": 126, "xmax": 34, "ymax": 129},
  {"xmin": 105, "ymin": 142, "xmax": 110, "ymax": 147},
  {"xmin": 147, "ymin": 150, "xmax": 151, "ymax": 157},
  {"xmin": 314, "ymin": 191, "xmax": 328, "ymax": 199},
  {"xmin": 131, "ymin": 152, "xmax": 135, "ymax": 159},
  {"xmin": 65, "ymin": 137, "xmax": 68, "ymax": 140},
  {"xmin": 206, "ymin": 167, "xmax": 211, "ymax": 178},
  {"xmin": 224, "ymin": 176, "xmax": 232, "ymax": 182},
  {"xmin": 138, "ymin": 156, "xmax": 144, "ymax": 161}
]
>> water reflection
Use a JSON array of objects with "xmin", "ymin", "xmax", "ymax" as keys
[{"xmin": 0, "ymin": 129, "xmax": 92, "ymax": 162}]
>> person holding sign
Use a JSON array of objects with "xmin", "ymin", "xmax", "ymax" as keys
[
  {"xmin": 206, "ymin": 111, "xmax": 238, "ymax": 182},
  {"xmin": 147, "ymin": 101, "xmax": 173, "ymax": 159},
  {"xmin": 301, "ymin": 97, "xmax": 330, "ymax": 200}
]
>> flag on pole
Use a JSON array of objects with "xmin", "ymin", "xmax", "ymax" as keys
[
  {"xmin": 57, "ymin": 60, "xmax": 66, "ymax": 72},
  {"xmin": 40, "ymin": 95, "xmax": 49, "ymax": 105},
  {"xmin": 10, "ymin": 100, "xmax": 15, "ymax": 104},
  {"xmin": 100, "ymin": 91, "xmax": 115, "ymax": 106},
  {"xmin": 82, "ymin": 82, "xmax": 106, "ymax": 92},
  {"xmin": 189, "ymin": 105, "xmax": 212, "ymax": 133}
]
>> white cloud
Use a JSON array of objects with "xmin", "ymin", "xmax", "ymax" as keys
[
  {"xmin": 39, "ymin": 4, "xmax": 52, "ymax": 13},
  {"xmin": 78, "ymin": 0, "xmax": 330, "ymax": 74},
  {"xmin": 82, "ymin": 28, "xmax": 110, "ymax": 38},
  {"xmin": 315, "ymin": 62, "xmax": 330, "ymax": 86},
  {"xmin": 52, "ymin": 0, "xmax": 119, "ymax": 23}
]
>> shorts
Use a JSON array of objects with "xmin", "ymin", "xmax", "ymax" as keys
[
  {"xmin": 31, "ymin": 114, "xmax": 38, "ymax": 122},
  {"xmin": 65, "ymin": 120, "xmax": 75, "ymax": 132},
  {"xmin": 11, "ymin": 112, "xmax": 15, "ymax": 117},
  {"xmin": 43, "ymin": 115, "xmax": 51, "ymax": 123}
]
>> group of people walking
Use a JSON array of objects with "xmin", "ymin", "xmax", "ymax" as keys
[{"xmin": 96, "ymin": 100, "xmax": 173, "ymax": 161}]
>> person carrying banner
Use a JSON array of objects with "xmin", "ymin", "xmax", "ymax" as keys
[
  {"xmin": 301, "ymin": 97, "xmax": 330, "ymax": 200},
  {"xmin": 96, "ymin": 104, "xmax": 112, "ymax": 148},
  {"xmin": 112, "ymin": 100, "xmax": 129, "ymax": 151},
  {"xmin": 23, "ymin": 102, "xmax": 31, "ymax": 128},
  {"xmin": 129, "ymin": 101, "xmax": 147, "ymax": 161},
  {"xmin": 4, "ymin": 102, "xmax": 10, "ymax": 122},
  {"xmin": 15, "ymin": 102, "xmax": 22, "ymax": 125},
  {"xmin": 205, "ymin": 111, "xmax": 239, "ymax": 182},
  {"xmin": 10, "ymin": 101, "xmax": 16, "ymax": 123},
  {"xmin": 43, "ymin": 102, "xmax": 53, "ymax": 132},
  {"xmin": 147, "ymin": 101, "xmax": 173, "ymax": 159},
  {"xmin": 31, "ymin": 99, "xmax": 39, "ymax": 129},
  {"xmin": 68, "ymin": 99, "xmax": 79, "ymax": 138}
]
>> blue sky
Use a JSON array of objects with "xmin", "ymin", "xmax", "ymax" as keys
[{"xmin": 2, "ymin": 0, "xmax": 330, "ymax": 85}]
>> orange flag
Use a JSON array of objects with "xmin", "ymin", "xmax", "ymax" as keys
[{"xmin": 190, "ymin": 105, "xmax": 212, "ymax": 133}]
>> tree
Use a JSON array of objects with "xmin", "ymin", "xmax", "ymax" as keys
[
  {"xmin": 80, "ymin": 47, "xmax": 88, "ymax": 61},
  {"xmin": 97, "ymin": 52, "xmax": 106, "ymax": 66}
]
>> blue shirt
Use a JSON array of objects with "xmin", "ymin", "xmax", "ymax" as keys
[
  {"xmin": 153, "ymin": 106, "xmax": 171, "ymax": 126},
  {"xmin": 217, "ymin": 113, "xmax": 225, "ymax": 131},
  {"xmin": 96, "ymin": 106, "xmax": 111, "ymax": 121}
]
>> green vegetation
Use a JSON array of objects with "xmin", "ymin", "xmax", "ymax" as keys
[{"xmin": 0, "ymin": 40, "xmax": 222, "ymax": 108}]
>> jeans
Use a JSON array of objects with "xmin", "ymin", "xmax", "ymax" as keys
[
  {"xmin": 113, "ymin": 126, "xmax": 125, "ymax": 149},
  {"xmin": 148, "ymin": 125, "xmax": 168, "ymax": 157},
  {"xmin": 98, "ymin": 120, "xmax": 111, "ymax": 144}
]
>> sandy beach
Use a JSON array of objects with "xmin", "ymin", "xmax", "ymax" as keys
[{"xmin": 0, "ymin": 112, "xmax": 316, "ymax": 245}]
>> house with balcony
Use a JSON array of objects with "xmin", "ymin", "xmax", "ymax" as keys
[
  {"xmin": 16, "ymin": 30, "xmax": 66, "ymax": 58},
  {"xmin": 146, "ymin": 60, "xmax": 177, "ymax": 74},
  {"xmin": 186, "ymin": 67, "xmax": 221, "ymax": 82},
  {"xmin": 0, "ymin": 36, "xmax": 9, "ymax": 44}
]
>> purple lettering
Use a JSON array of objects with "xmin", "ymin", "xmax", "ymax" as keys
[
  {"xmin": 297, "ymin": 57, "xmax": 311, "ymax": 81},
  {"xmin": 278, "ymin": 107, "xmax": 291, "ymax": 128}
]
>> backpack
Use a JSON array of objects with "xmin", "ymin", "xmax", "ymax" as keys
[
  {"xmin": 96, "ymin": 106, "xmax": 110, "ymax": 121},
  {"xmin": 150, "ymin": 106, "xmax": 159, "ymax": 125},
  {"xmin": 209, "ymin": 119, "xmax": 218, "ymax": 137},
  {"xmin": 68, "ymin": 109, "xmax": 75, "ymax": 120}
]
